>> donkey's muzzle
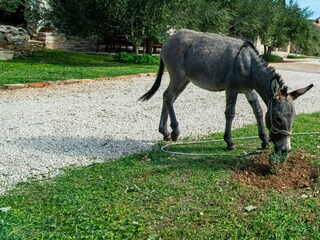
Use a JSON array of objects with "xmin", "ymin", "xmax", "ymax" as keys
[{"xmin": 274, "ymin": 137, "xmax": 291, "ymax": 153}]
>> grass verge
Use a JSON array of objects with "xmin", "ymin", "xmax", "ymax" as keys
[
  {"xmin": 0, "ymin": 113, "xmax": 319, "ymax": 239},
  {"xmin": 0, "ymin": 49, "xmax": 159, "ymax": 85},
  {"xmin": 287, "ymin": 54, "xmax": 306, "ymax": 59},
  {"xmin": 262, "ymin": 54, "xmax": 283, "ymax": 63}
]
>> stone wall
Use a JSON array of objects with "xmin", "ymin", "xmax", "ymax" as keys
[
  {"xmin": 0, "ymin": 24, "xmax": 97, "ymax": 55},
  {"xmin": 0, "ymin": 25, "xmax": 30, "ymax": 57},
  {"xmin": 40, "ymin": 32, "xmax": 97, "ymax": 51}
]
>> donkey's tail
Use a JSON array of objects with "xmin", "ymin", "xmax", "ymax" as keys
[{"xmin": 139, "ymin": 58, "xmax": 165, "ymax": 101}]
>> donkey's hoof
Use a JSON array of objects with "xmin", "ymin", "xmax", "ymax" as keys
[
  {"xmin": 261, "ymin": 141, "xmax": 269, "ymax": 149},
  {"xmin": 226, "ymin": 145, "xmax": 235, "ymax": 150},
  {"xmin": 163, "ymin": 135, "xmax": 171, "ymax": 141},
  {"xmin": 171, "ymin": 134, "xmax": 179, "ymax": 142}
]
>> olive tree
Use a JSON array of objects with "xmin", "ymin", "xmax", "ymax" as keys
[
  {"xmin": 122, "ymin": 0, "xmax": 171, "ymax": 54},
  {"xmin": 176, "ymin": 0, "xmax": 231, "ymax": 34},
  {"xmin": 229, "ymin": 0, "xmax": 317, "ymax": 55},
  {"xmin": 46, "ymin": 0, "xmax": 171, "ymax": 54},
  {"xmin": 44, "ymin": 0, "xmax": 319, "ymax": 56},
  {"xmin": 283, "ymin": 0, "xmax": 319, "ymax": 55},
  {"xmin": 46, "ymin": 0, "xmax": 129, "ymax": 40}
]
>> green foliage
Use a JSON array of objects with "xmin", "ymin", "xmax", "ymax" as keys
[
  {"xmin": 46, "ymin": 0, "xmax": 169, "ymax": 51},
  {"xmin": 0, "ymin": 113, "xmax": 319, "ymax": 239},
  {"xmin": 113, "ymin": 52, "xmax": 159, "ymax": 64},
  {"xmin": 0, "ymin": 0, "xmax": 22, "ymax": 12},
  {"xmin": 40, "ymin": 0, "xmax": 320, "ymax": 56},
  {"xmin": 47, "ymin": 0, "xmax": 129, "ymax": 38},
  {"xmin": 231, "ymin": 0, "xmax": 316, "ymax": 55},
  {"xmin": 0, "ymin": 49, "xmax": 159, "ymax": 85},
  {"xmin": 280, "ymin": 1, "xmax": 319, "ymax": 56},
  {"xmin": 171, "ymin": 0, "xmax": 231, "ymax": 34},
  {"xmin": 230, "ymin": 0, "xmax": 266, "ymax": 41},
  {"xmin": 125, "ymin": 0, "xmax": 170, "ymax": 48},
  {"xmin": 262, "ymin": 54, "xmax": 283, "ymax": 63}
]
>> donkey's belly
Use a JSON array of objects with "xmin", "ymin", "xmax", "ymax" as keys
[
  {"xmin": 188, "ymin": 76, "xmax": 225, "ymax": 92},
  {"xmin": 185, "ymin": 61, "xmax": 229, "ymax": 92}
]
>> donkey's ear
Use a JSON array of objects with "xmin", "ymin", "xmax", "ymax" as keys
[
  {"xmin": 289, "ymin": 84, "xmax": 314, "ymax": 100},
  {"xmin": 270, "ymin": 78, "xmax": 280, "ymax": 99}
]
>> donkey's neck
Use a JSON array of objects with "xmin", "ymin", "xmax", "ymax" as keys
[{"xmin": 251, "ymin": 61, "xmax": 276, "ymax": 105}]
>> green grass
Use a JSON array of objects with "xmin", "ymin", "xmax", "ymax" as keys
[
  {"xmin": 0, "ymin": 49, "xmax": 159, "ymax": 85},
  {"xmin": 0, "ymin": 113, "xmax": 319, "ymax": 239}
]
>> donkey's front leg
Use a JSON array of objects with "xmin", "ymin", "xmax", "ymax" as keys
[
  {"xmin": 224, "ymin": 90, "xmax": 238, "ymax": 150},
  {"xmin": 245, "ymin": 91, "xmax": 269, "ymax": 149}
]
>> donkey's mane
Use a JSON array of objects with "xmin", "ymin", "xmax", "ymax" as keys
[
  {"xmin": 268, "ymin": 67, "xmax": 284, "ymax": 85},
  {"xmin": 240, "ymin": 40, "xmax": 286, "ymax": 88},
  {"xmin": 273, "ymin": 71, "xmax": 285, "ymax": 87},
  {"xmin": 243, "ymin": 40, "xmax": 288, "ymax": 95},
  {"xmin": 269, "ymin": 67, "xmax": 288, "ymax": 96},
  {"xmin": 243, "ymin": 40, "xmax": 289, "ymax": 97}
]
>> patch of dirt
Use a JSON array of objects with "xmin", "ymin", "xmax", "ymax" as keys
[{"xmin": 234, "ymin": 152, "xmax": 319, "ymax": 191}]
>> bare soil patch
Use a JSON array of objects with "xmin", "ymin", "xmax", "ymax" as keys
[{"xmin": 234, "ymin": 152, "xmax": 319, "ymax": 191}]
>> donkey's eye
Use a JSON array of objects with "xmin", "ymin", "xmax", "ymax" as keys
[{"xmin": 274, "ymin": 116, "xmax": 282, "ymax": 124}]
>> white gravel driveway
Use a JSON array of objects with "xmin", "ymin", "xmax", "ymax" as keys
[{"xmin": 0, "ymin": 69, "xmax": 319, "ymax": 194}]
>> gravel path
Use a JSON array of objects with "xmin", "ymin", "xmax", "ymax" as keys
[{"xmin": 0, "ymin": 69, "xmax": 319, "ymax": 194}]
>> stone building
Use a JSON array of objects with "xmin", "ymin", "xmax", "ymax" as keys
[{"xmin": 312, "ymin": 17, "xmax": 320, "ymax": 29}]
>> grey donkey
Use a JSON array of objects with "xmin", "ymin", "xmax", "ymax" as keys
[{"xmin": 139, "ymin": 29, "xmax": 313, "ymax": 154}]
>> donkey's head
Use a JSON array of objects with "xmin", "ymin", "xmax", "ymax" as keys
[{"xmin": 265, "ymin": 77, "xmax": 313, "ymax": 155}]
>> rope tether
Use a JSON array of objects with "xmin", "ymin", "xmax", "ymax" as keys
[{"xmin": 160, "ymin": 132, "xmax": 320, "ymax": 157}]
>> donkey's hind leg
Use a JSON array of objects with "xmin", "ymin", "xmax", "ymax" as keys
[
  {"xmin": 159, "ymin": 102, "xmax": 171, "ymax": 141},
  {"xmin": 159, "ymin": 76, "xmax": 189, "ymax": 141},
  {"xmin": 224, "ymin": 89, "xmax": 238, "ymax": 150},
  {"xmin": 245, "ymin": 91, "xmax": 269, "ymax": 149}
]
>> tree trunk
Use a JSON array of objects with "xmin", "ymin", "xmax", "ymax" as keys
[
  {"xmin": 96, "ymin": 41, "xmax": 99, "ymax": 53},
  {"xmin": 146, "ymin": 38, "xmax": 154, "ymax": 55},
  {"xmin": 263, "ymin": 45, "xmax": 273, "ymax": 55},
  {"xmin": 133, "ymin": 45, "xmax": 139, "ymax": 54},
  {"xmin": 264, "ymin": 45, "xmax": 267, "ymax": 55}
]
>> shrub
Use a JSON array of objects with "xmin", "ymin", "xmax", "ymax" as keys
[
  {"xmin": 262, "ymin": 54, "xmax": 283, "ymax": 63},
  {"xmin": 113, "ymin": 52, "xmax": 159, "ymax": 64},
  {"xmin": 287, "ymin": 54, "xmax": 306, "ymax": 59}
]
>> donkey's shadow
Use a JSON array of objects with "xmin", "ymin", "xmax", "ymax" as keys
[{"xmin": 18, "ymin": 135, "xmax": 152, "ymax": 160}]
